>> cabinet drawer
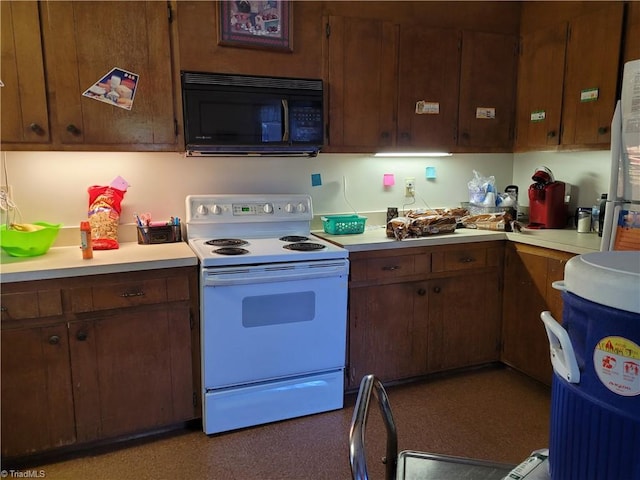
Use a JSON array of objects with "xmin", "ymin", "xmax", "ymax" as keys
[
  {"xmin": 70, "ymin": 278, "xmax": 169, "ymax": 313},
  {"xmin": 1, "ymin": 290, "xmax": 62, "ymax": 320},
  {"xmin": 432, "ymin": 248, "xmax": 487, "ymax": 272},
  {"xmin": 355, "ymin": 254, "xmax": 430, "ymax": 281}
]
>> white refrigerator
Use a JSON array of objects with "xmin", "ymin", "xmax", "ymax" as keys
[{"xmin": 601, "ymin": 58, "xmax": 640, "ymax": 251}]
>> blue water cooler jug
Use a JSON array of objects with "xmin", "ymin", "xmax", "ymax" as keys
[{"xmin": 541, "ymin": 251, "xmax": 640, "ymax": 480}]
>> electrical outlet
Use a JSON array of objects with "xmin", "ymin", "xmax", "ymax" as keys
[{"xmin": 404, "ymin": 178, "xmax": 415, "ymax": 197}]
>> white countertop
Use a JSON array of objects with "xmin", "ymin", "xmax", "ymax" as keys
[
  {"xmin": 1, "ymin": 241, "xmax": 198, "ymax": 283},
  {"xmin": 313, "ymin": 225, "xmax": 603, "ymax": 255},
  {"xmin": 2, "ymin": 222, "xmax": 602, "ymax": 284}
]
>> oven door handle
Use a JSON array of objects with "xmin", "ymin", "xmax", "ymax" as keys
[{"xmin": 203, "ymin": 265, "xmax": 348, "ymax": 286}]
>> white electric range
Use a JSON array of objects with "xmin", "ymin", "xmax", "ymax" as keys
[{"xmin": 185, "ymin": 194, "xmax": 349, "ymax": 435}]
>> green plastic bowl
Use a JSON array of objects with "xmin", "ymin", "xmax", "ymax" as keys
[{"xmin": 0, "ymin": 222, "xmax": 62, "ymax": 257}]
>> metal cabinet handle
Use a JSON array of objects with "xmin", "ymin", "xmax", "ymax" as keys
[
  {"xmin": 120, "ymin": 291, "xmax": 145, "ymax": 297},
  {"xmin": 381, "ymin": 266, "xmax": 400, "ymax": 271},
  {"xmin": 460, "ymin": 257, "xmax": 475, "ymax": 263},
  {"xmin": 547, "ymin": 130, "xmax": 557, "ymax": 139},
  {"xmin": 30, "ymin": 123, "xmax": 46, "ymax": 135},
  {"xmin": 76, "ymin": 331, "xmax": 88, "ymax": 341},
  {"xmin": 66, "ymin": 124, "xmax": 81, "ymax": 135},
  {"xmin": 417, "ymin": 288, "xmax": 426, "ymax": 296},
  {"xmin": 49, "ymin": 335, "xmax": 60, "ymax": 345},
  {"xmin": 598, "ymin": 126, "xmax": 608, "ymax": 135},
  {"xmin": 433, "ymin": 286, "xmax": 441, "ymax": 294},
  {"xmin": 0, "ymin": 306, "xmax": 6, "ymax": 312}
]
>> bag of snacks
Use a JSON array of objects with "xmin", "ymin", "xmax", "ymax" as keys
[{"xmin": 87, "ymin": 176, "xmax": 128, "ymax": 250}]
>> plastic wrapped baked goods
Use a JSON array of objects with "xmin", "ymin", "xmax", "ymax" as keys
[
  {"xmin": 459, "ymin": 212, "xmax": 521, "ymax": 232},
  {"xmin": 387, "ymin": 211, "xmax": 457, "ymax": 240}
]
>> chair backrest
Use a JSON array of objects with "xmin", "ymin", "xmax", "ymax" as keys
[{"xmin": 349, "ymin": 374, "xmax": 399, "ymax": 480}]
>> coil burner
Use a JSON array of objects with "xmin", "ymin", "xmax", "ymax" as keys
[
  {"xmin": 279, "ymin": 235, "xmax": 310, "ymax": 242},
  {"xmin": 283, "ymin": 242, "xmax": 326, "ymax": 251}
]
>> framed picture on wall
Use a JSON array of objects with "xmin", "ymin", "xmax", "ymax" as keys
[{"xmin": 218, "ymin": 1, "xmax": 292, "ymax": 52}]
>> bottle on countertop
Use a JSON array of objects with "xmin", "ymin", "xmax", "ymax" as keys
[
  {"xmin": 598, "ymin": 193, "xmax": 607, "ymax": 237},
  {"xmin": 592, "ymin": 201, "xmax": 600, "ymax": 234},
  {"xmin": 80, "ymin": 221, "xmax": 93, "ymax": 259}
]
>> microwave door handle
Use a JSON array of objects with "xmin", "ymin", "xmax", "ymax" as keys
[{"xmin": 282, "ymin": 99, "xmax": 290, "ymax": 142}]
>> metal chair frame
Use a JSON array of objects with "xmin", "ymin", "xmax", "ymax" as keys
[
  {"xmin": 349, "ymin": 374, "xmax": 517, "ymax": 480},
  {"xmin": 349, "ymin": 374, "xmax": 398, "ymax": 480}
]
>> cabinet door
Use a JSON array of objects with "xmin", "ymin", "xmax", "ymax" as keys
[
  {"xmin": 0, "ymin": 1, "xmax": 50, "ymax": 144},
  {"xmin": 458, "ymin": 31, "xmax": 518, "ymax": 150},
  {"xmin": 325, "ymin": 16, "xmax": 397, "ymax": 151},
  {"xmin": 501, "ymin": 246, "xmax": 552, "ymax": 384},
  {"xmin": 40, "ymin": 1, "xmax": 177, "ymax": 148},
  {"xmin": 348, "ymin": 281, "xmax": 429, "ymax": 388},
  {"xmin": 623, "ymin": 1, "xmax": 640, "ymax": 64},
  {"xmin": 561, "ymin": 4, "xmax": 624, "ymax": 146},
  {"xmin": 396, "ymin": 25, "xmax": 460, "ymax": 149},
  {"xmin": 1, "ymin": 325, "xmax": 75, "ymax": 458},
  {"xmin": 515, "ymin": 23, "xmax": 567, "ymax": 149},
  {"xmin": 69, "ymin": 305, "xmax": 194, "ymax": 442},
  {"xmin": 427, "ymin": 272, "xmax": 502, "ymax": 373}
]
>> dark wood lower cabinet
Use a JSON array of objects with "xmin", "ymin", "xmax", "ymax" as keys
[
  {"xmin": 347, "ymin": 242, "xmax": 504, "ymax": 390},
  {"xmin": 0, "ymin": 267, "xmax": 199, "ymax": 461},
  {"xmin": 1, "ymin": 325, "xmax": 76, "ymax": 457},
  {"xmin": 501, "ymin": 243, "xmax": 575, "ymax": 385},
  {"xmin": 349, "ymin": 281, "xmax": 429, "ymax": 385},
  {"xmin": 428, "ymin": 272, "xmax": 502, "ymax": 373}
]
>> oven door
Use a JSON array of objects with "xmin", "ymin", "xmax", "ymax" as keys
[{"xmin": 200, "ymin": 259, "xmax": 349, "ymax": 389}]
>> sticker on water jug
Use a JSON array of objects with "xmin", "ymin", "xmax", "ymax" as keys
[{"xmin": 593, "ymin": 336, "xmax": 640, "ymax": 397}]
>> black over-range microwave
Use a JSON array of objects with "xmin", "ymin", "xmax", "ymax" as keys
[{"xmin": 181, "ymin": 71, "xmax": 324, "ymax": 156}]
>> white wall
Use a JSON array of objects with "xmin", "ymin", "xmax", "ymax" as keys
[
  {"xmin": 1, "ymin": 151, "xmax": 513, "ymax": 227},
  {"xmin": 1, "ymin": 149, "xmax": 610, "ymax": 228},
  {"xmin": 513, "ymin": 150, "xmax": 611, "ymax": 212}
]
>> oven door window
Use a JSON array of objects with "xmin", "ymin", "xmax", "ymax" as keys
[
  {"xmin": 243, "ymin": 291, "xmax": 314, "ymax": 327},
  {"xmin": 201, "ymin": 273, "xmax": 347, "ymax": 388}
]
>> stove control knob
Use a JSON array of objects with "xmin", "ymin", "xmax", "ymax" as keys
[
  {"xmin": 296, "ymin": 203, "xmax": 307, "ymax": 213},
  {"xmin": 211, "ymin": 204, "xmax": 222, "ymax": 214},
  {"xmin": 263, "ymin": 203, "xmax": 273, "ymax": 214},
  {"xmin": 285, "ymin": 203, "xmax": 295, "ymax": 213},
  {"xmin": 196, "ymin": 204, "xmax": 208, "ymax": 216}
]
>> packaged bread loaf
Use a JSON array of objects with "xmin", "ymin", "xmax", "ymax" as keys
[
  {"xmin": 460, "ymin": 211, "xmax": 521, "ymax": 232},
  {"xmin": 387, "ymin": 211, "xmax": 457, "ymax": 240}
]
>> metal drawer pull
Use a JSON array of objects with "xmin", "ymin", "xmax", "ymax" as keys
[
  {"xmin": 76, "ymin": 331, "xmax": 88, "ymax": 341},
  {"xmin": 433, "ymin": 286, "xmax": 441, "ymax": 294},
  {"xmin": 1, "ymin": 306, "xmax": 6, "ymax": 312},
  {"xmin": 382, "ymin": 265, "xmax": 401, "ymax": 271},
  {"xmin": 417, "ymin": 288, "xmax": 426, "ymax": 296},
  {"xmin": 120, "ymin": 291, "xmax": 145, "ymax": 297},
  {"xmin": 460, "ymin": 257, "xmax": 475, "ymax": 263},
  {"xmin": 48, "ymin": 335, "xmax": 60, "ymax": 345}
]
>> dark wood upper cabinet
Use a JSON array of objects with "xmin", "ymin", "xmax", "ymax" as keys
[
  {"xmin": 560, "ymin": 3, "xmax": 624, "ymax": 146},
  {"xmin": 0, "ymin": 1, "xmax": 50, "ymax": 145},
  {"xmin": 515, "ymin": 2, "xmax": 625, "ymax": 151},
  {"xmin": 326, "ymin": 16, "xmax": 517, "ymax": 153},
  {"xmin": 396, "ymin": 25, "xmax": 460, "ymax": 150},
  {"xmin": 458, "ymin": 31, "xmax": 518, "ymax": 150},
  {"xmin": 324, "ymin": 15, "xmax": 397, "ymax": 150},
  {"xmin": 515, "ymin": 23, "xmax": 568, "ymax": 149},
  {"xmin": 2, "ymin": 1, "xmax": 179, "ymax": 151}
]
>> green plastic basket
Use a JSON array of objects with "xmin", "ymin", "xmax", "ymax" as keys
[{"xmin": 321, "ymin": 215, "xmax": 367, "ymax": 235}]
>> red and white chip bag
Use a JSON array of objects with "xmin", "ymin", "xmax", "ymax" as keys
[{"xmin": 87, "ymin": 176, "xmax": 128, "ymax": 250}]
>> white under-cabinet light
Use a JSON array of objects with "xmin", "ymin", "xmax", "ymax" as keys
[{"xmin": 374, "ymin": 152, "xmax": 452, "ymax": 157}]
